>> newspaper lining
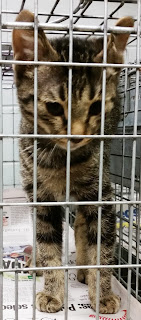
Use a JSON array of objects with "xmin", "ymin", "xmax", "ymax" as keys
[{"xmin": 3, "ymin": 189, "xmax": 141, "ymax": 320}]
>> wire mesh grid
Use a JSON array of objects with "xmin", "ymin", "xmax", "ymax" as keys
[{"xmin": 0, "ymin": 0, "xmax": 141, "ymax": 320}]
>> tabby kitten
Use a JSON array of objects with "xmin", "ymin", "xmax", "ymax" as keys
[{"xmin": 12, "ymin": 10, "xmax": 134, "ymax": 314}]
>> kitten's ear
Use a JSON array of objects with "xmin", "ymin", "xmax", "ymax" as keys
[
  {"xmin": 94, "ymin": 16, "xmax": 134, "ymax": 64},
  {"xmin": 12, "ymin": 10, "xmax": 58, "ymax": 61}
]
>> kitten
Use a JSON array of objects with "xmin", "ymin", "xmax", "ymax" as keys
[{"xmin": 12, "ymin": 10, "xmax": 134, "ymax": 314}]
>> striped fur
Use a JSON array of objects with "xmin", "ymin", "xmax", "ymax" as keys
[{"xmin": 12, "ymin": 10, "xmax": 134, "ymax": 314}]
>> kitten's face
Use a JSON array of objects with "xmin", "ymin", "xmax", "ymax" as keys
[
  {"xmin": 35, "ymin": 64, "xmax": 117, "ymax": 151},
  {"xmin": 12, "ymin": 10, "xmax": 134, "ymax": 151},
  {"xmin": 16, "ymin": 62, "xmax": 118, "ymax": 151}
]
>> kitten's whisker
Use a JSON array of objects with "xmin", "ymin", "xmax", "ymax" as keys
[
  {"xmin": 23, "ymin": 147, "xmax": 41, "ymax": 163},
  {"xmin": 38, "ymin": 148, "xmax": 46, "ymax": 162},
  {"xmin": 46, "ymin": 144, "xmax": 57, "ymax": 164},
  {"xmin": 20, "ymin": 145, "xmax": 33, "ymax": 154},
  {"xmin": 38, "ymin": 148, "xmax": 47, "ymax": 165},
  {"xmin": 48, "ymin": 144, "xmax": 57, "ymax": 158},
  {"xmin": 38, "ymin": 144, "xmax": 57, "ymax": 166}
]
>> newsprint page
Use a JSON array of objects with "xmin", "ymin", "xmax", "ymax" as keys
[{"xmin": 2, "ymin": 189, "xmax": 141, "ymax": 320}]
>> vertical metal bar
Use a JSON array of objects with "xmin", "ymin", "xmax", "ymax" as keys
[
  {"xmin": 96, "ymin": 1, "xmax": 108, "ymax": 319},
  {"xmin": 118, "ymin": 68, "xmax": 128, "ymax": 281},
  {"xmin": 13, "ymin": 42, "xmax": 18, "ymax": 314},
  {"xmin": 136, "ymin": 156, "xmax": 141, "ymax": 298},
  {"xmin": 0, "ymin": 0, "xmax": 3, "ymax": 318},
  {"xmin": 127, "ymin": 0, "xmax": 140, "ymax": 318},
  {"xmin": 33, "ymin": 0, "xmax": 38, "ymax": 319},
  {"xmin": 12, "ymin": 83, "xmax": 15, "ymax": 187},
  {"xmin": 15, "ymin": 258, "xmax": 19, "ymax": 320},
  {"xmin": 64, "ymin": 1, "xmax": 73, "ymax": 319}
]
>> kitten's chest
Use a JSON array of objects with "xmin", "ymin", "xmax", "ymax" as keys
[
  {"xmin": 38, "ymin": 155, "xmax": 98, "ymax": 200},
  {"xmin": 38, "ymin": 166, "xmax": 66, "ymax": 199}
]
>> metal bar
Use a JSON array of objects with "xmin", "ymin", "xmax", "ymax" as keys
[
  {"xmin": 46, "ymin": 0, "xmax": 60, "ymax": 23},
  {"xmin": 100, "ymin": 1, "xmax": 124, "ymax": 26},
  {"xmin": 32, "ymin": 0, "xmax": 38, "ymax": 319},
  {"xmin": 73, "ymin": 0, "xmax": 92, "ymax": 24},
  {"xmin": 2, "ymin": 58, "xmax": 141, "ymax": 69},
  {"xmin": 12, "ymin": 83, "xmax": 15, "ymax": 187},
  {"xmin": 1, "ymin": 199, "xmax": 141, "ymax": 206},
  {"xmin": 96, "ymin": 0, "xmax": 108, "ymax": 318},
  {"xmin": 127, "ymin": 36, "xmax": 137, "ymax": 45},
  {"xmin": 127, "ymin": 0, "xmax": 140, "ymax": 318},
  {"xmin": 2, "ymin": 59, "xmax": 141, "ymax": 68},
  {"xmin": 2, "ymin": 10, "xmax": 131, "ymax": 22},
  {"xmin": 1, "ymin": 21, "xmax": 136, "ymax": 34},
  {"xmin": 0, "ymin": 263, "xmax": 140, "ymax": 273},
  {"xmin": 118, "ymin": 67, "xmax": 127, "ymax": 281},
  {"xmin": 20, "ymin": 0, "xmax": 26, "ymax": 12},
  {"xmin": 114, "ymin": 254, "xmax": 141, "ymax": 270},
  {"xmin": 113, "ymin": 272, "xmax": 141, "ymax": 301},
  {"xmin": 64, "ymin": 0, "xmax": 73, "ymax": 319},
  {"xmin": 0, "ymin": 134, "xmax": 141, "ymax": 139},
  {"xmin": 15, "ymin": 258, "xmax": 19, "ymax": 320},
  {"xmin": 116, "ymin": 235, "xmax": 141, "ymax": 252},
  {"xmin": 95, "ymin": 0, "xmax": 136, "ymax": 2},
  {"xmin": 136, "ymin": 158, "xmax": 141, "ymax": 298},
  {"xmin": 0, "ymin": 0, "xmax": 3, "ymax": 318},
  {"xmin": 116, "ymin": 213, "xmax": 141, "ymax": 228}
]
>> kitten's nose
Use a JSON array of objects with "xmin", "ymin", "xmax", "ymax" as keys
[
  {"xmin": 71, "ymin": 121, "xmax": 84, "ymax": 144},
  {"xmin": 71, "ymin": 138, "xmax": 83, "ymax": 144}
]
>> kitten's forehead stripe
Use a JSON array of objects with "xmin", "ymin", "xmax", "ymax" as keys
[
  {"xmin": 48, "ymin": 91, "xmax": 56, "ymax": 101},
  {"xmin": 79, "ymin": 82, "xmax": 85, "ymax": 100},
  {"xmin": 59, "ymin": 85, "xmax": 65, "ymax": 102},
  {"xmin": 89, "ymin": 85, "xmax": 95, "ymax": 101},
  {"xmin": 19, "ymin": 94, "xmax": 34, "ymax": 105}
]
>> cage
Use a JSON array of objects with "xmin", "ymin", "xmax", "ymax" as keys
[{"xmin": 0, "ymin": 0, "xmax": 141, "ymax": 320}]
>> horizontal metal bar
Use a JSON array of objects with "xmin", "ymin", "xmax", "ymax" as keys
[
  {"xmin": 1, "ymin": 263, "xmax": 141, "ymax": 273},
  {"xmin": 1, "ymin": 21, "xmax": 136, "ymax": 34},
  {"xmin": 0, "ymin": 134, "xmax": 141, "ymax": 139},
  {"xmin": 1, "ymin": 200, "xmax": 141, "ymax": 206},
  {"xmin": 0, "ymin": 59, "xmax": 141, "ymax": 69},
  {"xmin": 75, "ymin": 25, "xmax": 135, "ymax": 34}
]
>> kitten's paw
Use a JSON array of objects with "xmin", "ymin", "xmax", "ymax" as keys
[
  {"xmin": 77, "ymin": 269, "xmax": 88, "ymax": 285},
  {"xmin": 36, "ymin": 291, "xmax": 63, "ymax": 313},
  {"xmin": 91, "ymin": 293, "xmax": 121, "ymax": 314},
  {"xmin": 25, "ymin": 258, "xmax": 43, "ymax": 276}
]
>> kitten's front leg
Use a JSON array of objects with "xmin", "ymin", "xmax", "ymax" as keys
[
  {"xmin": 88, "ymin": 244, "xmax": 120, "ymax": 314},
  {"xmin": 80, "ymin": 204, "xmax": 120, "ymax": 314},
  {"xmin": 74, "ymin": 212, "xmax": 89, "ymax": 284},
  {"xmin": 35, "ymin": 206, "xmax": 64, "ymax": 313}
]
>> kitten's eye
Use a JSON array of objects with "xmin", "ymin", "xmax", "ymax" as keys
[
  {"xmin": 89, "ymin": 100, "xmax": 101, "ymax": 116},
  {"xmin": 46, "ymin": 102, "xmax": 64, "ymax": 116}
]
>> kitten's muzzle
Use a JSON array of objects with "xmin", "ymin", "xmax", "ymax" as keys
[
  {"xmin": 57, "ymin": 137, "xmax": 90, "ymax": 151},
  {"xmin": 71, "ymin": 138, "xmax": 83, "ymax": 144}
]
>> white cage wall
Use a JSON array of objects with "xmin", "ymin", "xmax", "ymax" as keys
[
  {"xmin": 2, "ymin": 80, "xmax": 20, "ymax": 187},
  {"xmin": 0, "ymin": 1, "xmax": 141, "ymax": 320}
]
